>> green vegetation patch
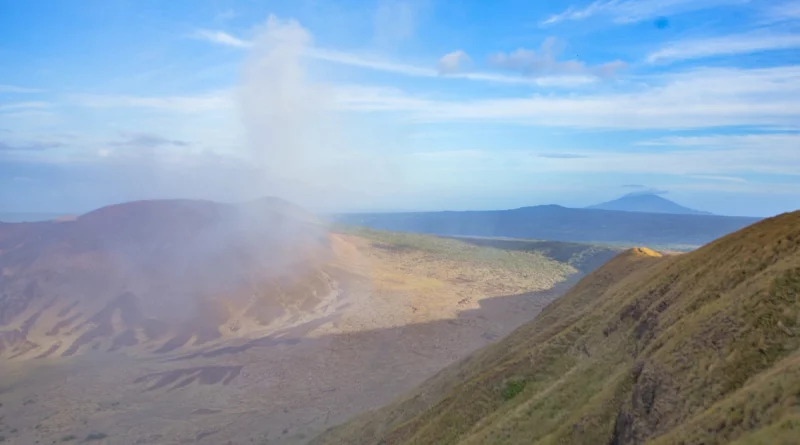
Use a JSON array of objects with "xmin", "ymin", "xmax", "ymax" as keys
[
  {"xmin": 501, "ymin": 379, "xmax": 527, "ymax": 401},
  {"xmin": 84, "ymin": 432, "xmax": 108, "ymax": 441},
  {"xmin": 336, "ymin": 225, "xmax": 579, "ymax": 276}
]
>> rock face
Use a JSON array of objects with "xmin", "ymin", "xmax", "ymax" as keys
[
  {"xmin": 311, "ymin": 210, "xmax": 800, "ymax": 445},
  {"xmin": 0, "ymin": 197, "xmax": 338, "ymax": 359}
]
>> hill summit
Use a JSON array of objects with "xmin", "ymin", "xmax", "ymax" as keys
[
  {"xmin": 0, "ymin": 198, "xmax": 337, "ymax": 359},
  {"xmin": 311, "ymin": 210, "xmax": 800, "ymax": 445},
  {"xmin": 588, "ymin": 193, "xmax": 712, "ymax": 215}
]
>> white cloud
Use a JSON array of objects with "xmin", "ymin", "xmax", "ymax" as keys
[
  {"xmin": 331, "ymin": 66, "xmax": 800, "ymax": 130},
  {"xmin": 534, "ymin": 133, "xmax": 800, "ymax": 176},
  {"xmin": 542, "ymin": 0, "xmax": 611, "ymax": 25},
  {"xmin": 373, "ymin": 0, "xmax": 422, "ymax": 45},
  {"xmin": 191, "ymin": 29, "xmax": 252, "ymax": 48},
  {"xmin": 452, "ymin": 72, "xmax": 598, "ymax": 86},
  {"xmin": 688, "ymin": 175, "xmax": 748, "ymax": 182},
  {"xmin": 0, "ymin": 84, "xmax": 43, "ymax": 93},
  {"xmin": 489, "ymin": 38, "xmax": 626, "ymax": 77},
  {"xmin": 437, "ymin": 50, "xmax": 472, "ymax": 74},
  {"xmin": 542, "ymin": 0, "xmax": 747, "ymax": 25},
  {"xmin": 764, "ymin": 1, "xmax": 800, "ymax": 22},
  {"xmin": 404, "ymin": 140, "xmax": 800, "ymax": 181},
  {"xmin": 522, "ymin": 145, "xmax": 800, "ymax": 176},
  {"xmin": 313, "ymin": 49, "xmax": 598, "ymax": 86},
  {"xmin": 0, "ymin": 101, "xmax": 52, "ymax": 111},
  {"xmin": 215, "ymin": 9, "xmax": 237, "ymax": 21},
  {"xmin": 64, "ymin": 66, "xmax": 800, "ymax": 131},
  {"xmin": 648, "ymin": 33, "xmax": 800, "ymax": 63},
  {"xmin": 0, "ymin": 110, "xmax": 58, "ymax": 120},
  {"xmin": 193, "ymin": 29, "xmax": 605, "ymax": 87},
  {"xmin": 308, "ymin": 48, "xmax": 435, "ymax": 76},
  {"xmin": 333, "ymin": 85, "xmax": 431, "ymax": 111},
  {"xmin": 69, "ymin": 91, "xmax": 234, "ymax": 112},
  {"xmin": 639, "ymin": 133, "xmax": 800, "ymax": 148}
]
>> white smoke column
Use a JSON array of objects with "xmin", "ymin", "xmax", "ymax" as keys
[
  {"xmin": 237, "ymin": 15, "xmax": 410, "ymax": 212},
  {"xmin": 239, "ymin": 15, "xmax": 350, "ymax": 208}
]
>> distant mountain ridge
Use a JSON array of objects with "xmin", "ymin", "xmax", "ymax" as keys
[
  {"xmin": 0, "ymin": 212, "xmax": 68, "ymax": 223},
  {"xmin": 0, "ymin": 197, "xmax": 336, "ymax": 360},
  {"xmin": 335, "ymin": 205, "xmax": 760, "ymax": 248},
  {"xmin": 587, "ymin": 193, "xmax": 712, "ymax": 215}
]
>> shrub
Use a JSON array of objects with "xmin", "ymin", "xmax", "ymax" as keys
[{"xmin": 501, "ymin": 379, "xmax": 527, "ymax": 400}]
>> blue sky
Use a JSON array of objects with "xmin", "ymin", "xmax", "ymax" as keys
[{"xmin": 1, "ymin": 0, "xmax": 799, "ymax": 216}]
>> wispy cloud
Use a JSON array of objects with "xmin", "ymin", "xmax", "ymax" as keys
[
  {"xmin": 639, "ymin": 133, "xmax": 800, "ymax": 148},
  {"xmin": 437, "ymin": 50, "xmax": 472, "ymax": 74},
  {"xmin": 688, "ymin": 174, "xmax": 748, "ymax": 182},
  {"xmin": 315, "ymin": 50, "xmax": 600, "ymax": 85},
  {"xmin": 394, "ymin": 67, "xmax": 800, "ymax": 129},
  {"xmin": 763, "ymin": 1, "xmax": 800, "ymax": 22},
  {"xmin": 647, "ymin": 33, "xmax": 800, "ymax": 63},
  {"xmin": 542, "ymin": 0, "xmax": 747, "ymax": 25},
  {"xmin": 194, "ymin": 28, "xmax": 606, "ymax": 87},
  {"xmin": 404, "ymin": 140, "xmax": 800, "ymax": 179},
  {"xmin": 70, "ymin": 91, "xmax": 233, "ymax": 112},
  {"xmin": 537, "ymin": 153, "xmax": 590, "ymax": 159},
  {"xmin": 624, "ymin": 187, "xmax": 668, "ymax": 196},
  {"xmin": 308, "ymin": 48, "xmax": 435, "ymax": 76},
  {"xmin": 488, "ymin": 37, "xmax": 626, "ymax": 77},
  {"xmin": 191, "ymin": 29, "xmax": 252, "ymax": 48},
  {"xmin": 112, "ymin": 133, "xmax": 189, "ymax": 148},
  {"xmin": 0, "ymin": 84, "xmax": 43, "ymax": 93},
  {"xmin": 0, "ymin": 139, "xmax": 64, "ymax": 151},
  {"xmin": 508, "ymin": 146, "xmax": 800, "ymax": 176},
  {"xmin": 333, "ymin": 85, "xmax": 431, "ymax": 112},
  {"xmin": 0, "ymin": 101, "xmax": 52, "ymax": 112},
  {"xmin": 215, "ymin": 9, "xmax": 237, "ymax": 22},
  {"xmin": 542, "ymin": 0, "xmax": 610, "ymax": 25},
  {"xmin": 373, "ymin": 0, "xmax": 423, "ymax": 45},
  {"xmin": 67, "ymin": 66, "xmax": 800, "ymax": 130}
]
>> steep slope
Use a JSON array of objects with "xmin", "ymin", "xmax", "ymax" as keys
[
  {"xmin": 0, "ymin": 221, "xmax": 621, "ymax": 444},
  {"xmin": 335, "ymin": 205, "xmax": 758, "ymax": 248},
  {"xmin": 587, "ymin": 193, "xmax": 712, "ymax": 215},
  {"xmin": 0, "ymin": 197, "xmax": 338, "ymax": 359},
  {"xmin": 311, "ymin": 210, "xmax": 800, "ymax": 445}
]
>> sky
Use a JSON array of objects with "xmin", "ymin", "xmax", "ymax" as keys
[{"xmin": 1, "ymin": 0, "xmax": 799, "ymax": 217}]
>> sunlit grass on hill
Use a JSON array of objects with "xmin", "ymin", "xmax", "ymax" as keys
[
  {"xmin": 313, "ymin": 211, "xmax": 800, "ymax": 445},
  {"xmin": 334, "ymin": 225, "xmax": 622, "ymax": 276}
]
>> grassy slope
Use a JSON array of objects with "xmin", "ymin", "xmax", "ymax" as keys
[
  {"xmin": 312, "ymin": 211, "xmax": 800, "ymax": 445},
  {"xmin": 336, "ymin": 226, "xmax": 622, "ymax": 276}
]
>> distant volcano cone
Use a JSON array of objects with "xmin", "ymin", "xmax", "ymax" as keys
[{"xmin": 587, "ymin": 193, "xmax": 712, "ymax": 215}]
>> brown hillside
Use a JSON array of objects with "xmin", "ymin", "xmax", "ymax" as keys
[
  {"xmin": 310, "ymin": 210, "xmax": 800, "ymax": 445},
  {"xmin": 0, "ymin": 198, "xmax": 337, "ymax": 359},
  {"xmin": 0, "ymin": 209, "xmax": 622, "ymax": 444}
]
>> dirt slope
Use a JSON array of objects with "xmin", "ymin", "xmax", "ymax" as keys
[
  {"xmin": 0, "ymin": 202, "xmax": 621, "ymax": 445},
  {"xmin": 0, "ymin": 197, "xmax": 337, "ymax": 360},
  {"xmin": 311, "ymin": 210, "xmax": 800, "ymax": 445}
]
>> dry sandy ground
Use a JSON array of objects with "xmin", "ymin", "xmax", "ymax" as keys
[{"xmin": 0, "ymin": 234, "xmax": 576, "ymax": 445}]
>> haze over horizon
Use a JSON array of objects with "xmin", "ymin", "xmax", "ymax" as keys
[{"xmin": 2, "ymin": 0, "xmax": 800, "ymax": 217}]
